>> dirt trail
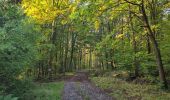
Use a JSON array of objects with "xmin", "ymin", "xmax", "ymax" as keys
[{"xmin": 62, "ymin": 71, "xmax": 114, "ymax": 100}]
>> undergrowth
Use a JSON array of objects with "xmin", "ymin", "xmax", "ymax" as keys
[
  {"xmin": 91, "ymin": 77, "xmax": 170, "ymax": 100},
  {"xmin": 21, "ymin": 82, "xmax": 64, "ymax": 100}
]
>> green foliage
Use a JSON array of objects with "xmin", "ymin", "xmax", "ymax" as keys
[
  {"xmin": 22, "ymin": 82, "xmax": 64, "ymax": 100},
  {"xmin": 0, "ymin": 94, "xmax": 18, "ymax": 100},
  {"xmin": 0, "ymin": 1, "xmax": 40, "ymax": 97},
  {"xmin": 91, "ymin": 77, "xmax": 170, "ymax": 100},
  {"xmin": 0, "ymin": 0, "xmax": 170, "ymax": 98}
]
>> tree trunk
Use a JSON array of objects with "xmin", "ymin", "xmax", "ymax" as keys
[
  {"xmin": 48, "ymin": 20, "xmax": 56, "ymax": 79},
  {"xmin": 141, "ymin": 0, "xmax": 168, "ymax": 89},
  {"xmin": 69, "ymin": 33, "xmax": 77, "ymax": 71},
  {"xmin": 89, "ymin": 48, "xmax": 92, "ymax": 70},
  {"xmin": 132, "ymin": 31, "xmax": 139, "ymax": 77}
]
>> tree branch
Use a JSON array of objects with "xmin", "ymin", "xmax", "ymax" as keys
[{"xmin": 123, "ymin": 0, "xmax": 141, "ymax": 6}]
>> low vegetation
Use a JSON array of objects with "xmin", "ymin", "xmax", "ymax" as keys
[
  {"xmin": 91, "ymin": 76, "xmax": 170, "ymax": 100},
  {"xmin": 22, "ymin": 82, "xmax": 64, "ymax": 100}
]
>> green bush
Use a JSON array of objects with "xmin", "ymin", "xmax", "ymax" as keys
[
  {"xmin": 22, "ymin": 82, "xmax": 64, "ymax": 100},
  {"xmin": 0, "ymin": 1, "xmax": 40, "ymax": 97},
  {"xmin": 0, "ymin": 94, "xmax": 18, "ymax": 100}
]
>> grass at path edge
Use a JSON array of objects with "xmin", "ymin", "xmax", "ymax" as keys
[{"xmin": 22, "ymin": 81, "xmax": 64, "ymax": 100}]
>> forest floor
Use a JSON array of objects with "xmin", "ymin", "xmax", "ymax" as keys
[
  {"xmin": 22, "ymin": 71, "xmax": 170, "ymax": 100},
  {"xmin": 62, "ymin": 71, "xmax": 114, "ymax": 100}
]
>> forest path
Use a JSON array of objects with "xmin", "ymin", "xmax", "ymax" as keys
[{"xmin": 62, "ymin": 71, "xmax": 114, "ymax": 100}]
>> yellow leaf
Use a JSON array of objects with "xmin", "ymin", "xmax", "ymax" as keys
[
  {"xmin": 94, "ymin": 20, "xmax": 100, "ymax": 31},
  {"xmin": 116, "ymin": 34, "xmax": 124, "ymax": 39}
]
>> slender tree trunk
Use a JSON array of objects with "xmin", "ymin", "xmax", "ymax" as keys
[
  {"xmin": 89, "ymin": 48, "xmax": 92, "ymax": 70},
  {"xmin": 80, "ymin": 49, "xmax": 82, "ymax": 69},
  {"xmin": 147, "ymin": 34, "xmax": 151, "ymax": 54},
  {"xmin": 64, "ymin": 32, "xmax": 69, "ymax": 72},
  {"xmin": 132, "ymin": 31, "xmax": 139, "ymax": 77},
  {"xmin": 105, "ymin": 51, "xmax": 109, "ymax": 69},
  {"xmin": 101, "ymin": 60, "xmax": 104, "ymax": 70},
  {"xmin": 141, "ymin": 0, "xmax": 168, "ymax": 89},
  {"xmin": 69, "ymin": 33, "xmax": 77, "ymax": 71},
  {"xmin": 129, "ymin": 9, "xmax": 139, "ymax": 77}
]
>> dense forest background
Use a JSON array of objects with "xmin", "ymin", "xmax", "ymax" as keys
[{"xmin": 0, "ymin": 0, "xmax": 170, "ymax": 99}]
